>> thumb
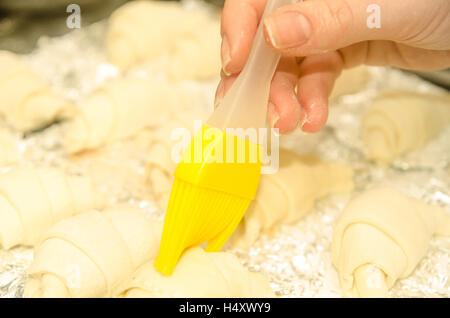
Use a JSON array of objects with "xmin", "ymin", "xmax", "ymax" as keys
[{"xmin": 263, "ymin": 0, "xmax": 450, "ymax": 55}]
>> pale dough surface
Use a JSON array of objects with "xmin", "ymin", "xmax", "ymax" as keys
[
  {"xmin": 118, "ymin": 246, "xmax": 274, "ymax": 298},
  {"xmin": 362, "ymin": 90, "xmax": 450, "ymax": 163},
  {"xmin": 24, "ymin": 207, "xmax": 273, "ymax": 298},
  {"xmin": 330, "ymin": 66, "xmax": 371, "ymax": 101},
  {"xmin": 0, "ymin": 50, "xmax": 73, "ymax": 132},
  {"xmin": 231, "ymin": 149, "xmax": 354, "ymax": 248},
  {"xmin": 24, "ymin": 206, "xmax": 163, "ymax": 298},
  {"xmin": 105, "ymin": 0, "xmax": 221, "ymax": 80},
  {"xmin": 146, "ymin": 137, "xmax": 353, "ymax": 248},
  {"xmin": 0, "ymin": 166, "xmax": 102, "ymax": 249},
  {"xmin": 331, "ymin": 187, "xmax": 450, "ymax": 297},
  {"xmin": 63, "ymin": 77, "xmax": 193, "ymax": 153},
  {"xmin": 0, "ymin": 128, "xmax": 18, "ymax": 167},
  {"xmin": 144, "ymin": 104, "xmax": 208, "ymax": 208}
]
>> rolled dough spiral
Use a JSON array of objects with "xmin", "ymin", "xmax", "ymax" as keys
[
  {"xmin": 0, "ymin": 166, "xmax": 102, "ymax": 249},
  {"xmin": 230, "ymin": 149, "xmax": 354, "ymax": 248},
  {"xmin": 145, "ymin": 106, "xmax": 207, "ymax": 207},
  {"xmin": 362, "ymin": 90, "xmax": 450, "ymax": 163},
  {"xmin": 24, "ymin": 206, "xmax": 163, "ymax": 298},
  {"xmin": 146, "ymin": 130, "xmax": 353, "ymax": 248},
  {"xmin": 0, "ymin": 50, "xmax": 72, "ymax": 132},
  {"xmin": 63, "ymin": 77, "xmax": 185, "ymax": 154},
  {"xmin": 118, "ymin": 246, "xmax": 274, "ymax": 298},
  {"xmin": 105, "ymin": 1, "xmax": 221, "ymax": 80},
  {"xmin": 332, "ymin": 187, "xmax": 450, "ymax": 297}
]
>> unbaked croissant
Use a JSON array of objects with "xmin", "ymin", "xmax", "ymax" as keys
[
  {"xmin": 145, "ymin": 107, "xmax": 207, "ymax": 207},
  {"xmin": 165, "ymin": 20, "xmax": 221, "ymax": 81},
  {"xmin": 105, "ymin": 0, "xmax": 221, "ymax": 80},
  {"xmin": 146, "ymin": 134, "xmax": 353, "ymax": 248},
  {"xmin": 118, "ymin": 246, "xmax": 274, "ymax": 298},
  {"xmin": 230, "ymin": 149, "xmax": 354, "ymax": 248},
  {"xmin": 332, "ymin": 187, "xmax": 450, "ymax": 297},
  {"xmin": 362, "ymin": 90, "xmax": 450, "ymax": 163},
  {"xmin": 330, "ymin": 66, "xmax": 371, "ymax": 101},
  {"xmin": 24, "ymin": 206, "xmax": 163, "ymax": 298},
  {"xmin": 0, "ymin": 50, "xmax": 72, "ymax": 132},
  {"xmin": 63, "ymin": 77, "xmax": 183, "ymax": 154},
  {"xmin": 0, "ymin": 166, "xmax": 102, "ymax": 249}
]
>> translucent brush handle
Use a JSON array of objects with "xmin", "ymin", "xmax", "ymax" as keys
[{"xmin": 207, "ymin": 0, "xmax": 294, "ymax": 130}]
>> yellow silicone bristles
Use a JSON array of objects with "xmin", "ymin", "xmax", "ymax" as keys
[{"xmin": 154, "ymin": 125, "xmax": 262, "ymax": 275}]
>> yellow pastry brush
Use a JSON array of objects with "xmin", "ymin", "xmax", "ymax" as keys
[{"xmin": 155, "ymin": 0, "xmax": 292, "ymax": 275}]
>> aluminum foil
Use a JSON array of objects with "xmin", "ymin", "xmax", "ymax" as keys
[{"xmin": 1, "ymin": 0, "xmax": 449, "ymax": 298}]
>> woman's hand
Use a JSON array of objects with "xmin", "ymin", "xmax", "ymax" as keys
[{"xmin": 215, "ymin": 0, "xmax": 450, "ymax": 134}]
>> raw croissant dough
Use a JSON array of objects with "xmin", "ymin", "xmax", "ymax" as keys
[
  {"xmin": 25, "ymin": 206, "xmax": 163, "ymax": 298},
  {"xmin": 362, "ymin": 90, "xmax": 450, "ymax": 163},
  {"xmin": 0, "ymin": 50, "xmax": 72, "ymax": 132},
  {"xmin": 330, "ymin": 66, "xmax": 371, "ymax": 101},
  {"xmin": 230, "ymin": 149, "xmax": 354, "ymax": 248},
  {"xmin": 145, "ymin": 106, "xmax": 208, "ymax": 207},
  {"xmin": 118, "ymin": 246, "xmax": 274, "ymax": 298},
  {"xmin": 0, "ymin": 128, "xmax": 18, "ymax": 167},
  {"xmin": 63, "ymin": 77, "xmax": 188, "ymax": 154},
  {"xmin": 332, "ymin": 187, "xmax": 450, "ymax": 297},
  {"xmin": 146, "ymin": 127, "xmax": 354, "ymax": 248},
  {"xmin": 25, "ymin": 207, "xmax": 273, "ymax": 298},
  {"xmin": 0, "ymin": 166, "xmax": 102, "ymax": 249},
  {"xmin": 105, "ymin": 1, "xmax": 221, "ymax": 80}
]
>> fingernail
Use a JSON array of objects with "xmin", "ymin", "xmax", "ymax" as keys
[
  {"xmin": 214, "ymin": 79, "xmax": 225, "ymax": 109},
  {"xmin": 221, "ymin": 35, "xmax": 232, "ymax": 75},
  {"xmin": 300, "ymin": 113, "xmax": 308, "ymax": 129},
  {"xmin": 264, "ymin": 12, "xmax": 311, "ymax": 49},
  {"xmin": 214, "ymin": 97, "xmax": 222, "ymax": 109},
  {"xmin": 268, "ymin": 102, "xmax": 280, "ymax": 128}
]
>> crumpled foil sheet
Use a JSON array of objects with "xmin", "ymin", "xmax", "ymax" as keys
[{"xmin": 1, "ymin": 0, "xmax": 449, "ymax": 298}]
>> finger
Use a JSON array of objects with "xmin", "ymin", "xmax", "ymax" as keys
[
  {"xmin": 263, "ymin": 0, "xmax": 450, "ymax": 56},
  {"xmin": 339, "ymin": 41, "xmax": 450, "ymax": 70},
  {"xmin": 214, "ymin": 71, "xmax": 238, "ymax": 109},
  {"xmin": 214, "ymin": 78, "xmax": 225, "ymax": 109},
  {"xmin": 221, "ymin": 0, "xmax": 267, "ymax": 75},
  {"xmin": 267, "ymin": 57, "xmax": 304, "ymax": 134},
  {"xmin": 296, "ymin": 51, "xmax": 343, "ymax": 133},
  {"xmin": 215, "ymin": 58, "xmax": 303, "ymax": 134}
]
